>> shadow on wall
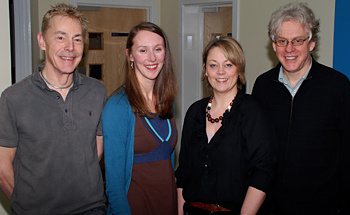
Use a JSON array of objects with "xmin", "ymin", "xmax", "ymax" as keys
[
  {"xmin": 0, "ymin": 191, "xmax": 11, "ymax": 214},
  {"xmin": 265, "ymin": 40, "xmax": 320, "ymax": 68}
]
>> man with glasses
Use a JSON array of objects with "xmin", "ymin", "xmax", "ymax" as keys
[{"xmin": 252, "ymin": 2, "xmax": 350, "ymax": 215}]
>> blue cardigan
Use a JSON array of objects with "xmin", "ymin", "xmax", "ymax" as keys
[{"xmin": 102, "ymin": 88, "xmax": 175, "ymax": 215}]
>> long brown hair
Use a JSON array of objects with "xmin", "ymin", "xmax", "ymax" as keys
[{"xmin": 124, "ymin": 22, "xmax": 177, "ymax": 119}]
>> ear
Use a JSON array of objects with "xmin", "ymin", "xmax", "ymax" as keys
[
  {"xmin": 125, "ymin": 49, "xmax": 134, "ymax": 61},
  {"xmin": 309, "ymin": 41, "xmax": 316, "ymax": 52},
  {"xmin": 204, "ymin": 63, "xmax": 208, "ymax": 76},
  {"xmin": 272, "ymin": 42, "xmax": 277, "ymax": 52},
  {"xmin": 37, "ymin": 33, "xmax": 46, "ymax": 51}
]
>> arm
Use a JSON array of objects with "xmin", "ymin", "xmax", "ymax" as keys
[
  {"xmin": 339, "ymin": 79, "xmax": 350, "ymax": 215},
  {"xmin": 177, "ymin": 188, "xmax": 185, "ymax": 215},
  {"xmin": 102, "ymin": 94, "xmax": 133, "ymax": 215},
  {"xmin": 171, "ymin": 101, "xmax": 175, "ymax": 170},
  {"xmin": 0, "ymin": 146, "xmax": 16, "ymax": 199},
  {"xmin": 175, "ymin": 103, "xmax": 198, "ymax": 215},
  {"xmin": 240, "ymin": 186, "xmax": 266, "ymax": 215},
  {"xmin": 240, "ymin": 97, "xmax": 277, "ymax": 212},
  {"xmin": 96, "ymin": 135, "xmax": 103, "ymax": 161}
]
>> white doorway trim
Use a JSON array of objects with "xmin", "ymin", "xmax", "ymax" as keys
[
  {"xmin": 14, "ymin": 0, "xmax": 32, "ymax": 82},
  {"xmin": 70, "ymin": 0, "xmax": 158, "ymax": 24},
  {"xmin": 177, "ymin": 0, "xmax": 239, "ymax": 135}
]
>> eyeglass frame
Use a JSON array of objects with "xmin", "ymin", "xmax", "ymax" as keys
[{"xmin": 274, "ymin": 37, "xmax": 310, "ymax": 47}]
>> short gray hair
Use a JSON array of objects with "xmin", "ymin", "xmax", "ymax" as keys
[
  {"xmin": 268, "ymin": 2, "xmax": 320, "ymax": 43},
  {"xmin": 42, "ymin": 3, "xmax": 88, "ymax": 39}
]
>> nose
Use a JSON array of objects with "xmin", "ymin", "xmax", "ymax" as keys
[
  {"xmin": 217, "ymin": 65, "xmax": 225, "ymax": 74},
  {"xmin": 285, "ymin": 41, "xmax": 295, "ymax": 52},
  {"xmin": 65, "ymin": 40, "xmax": 74, "ymax": 52},
  {"xmin": 148, "ymin": 51, "xmax": 156, "ymax": 62}
]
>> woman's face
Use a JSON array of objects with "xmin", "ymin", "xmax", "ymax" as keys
[
  {"xmin": 128, "ymin": 30, "xmax": 165, "ymax": 85},
  {"xmin": 205, "ymin": 47, "xmax": 239, "ymax": 95}
]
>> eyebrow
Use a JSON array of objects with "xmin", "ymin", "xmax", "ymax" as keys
[
  {"xmin": 277, "ymin": 35, "xmax": 307, "ymax": 40},
  {"xmin": 54, "ymin": 31, "xmax": 83, "ymax": 37},
  {"xmin": 136, "ymin": 44, "xmax": 164, "ymax": 49},
  {"xmin": 207, "ymin": 59, "xmax": 231, "ymax": 63}
]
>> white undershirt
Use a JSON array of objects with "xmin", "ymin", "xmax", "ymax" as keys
[{"xmin": 207, "ymin": 133, "xmax": 214, "ymax": 143}]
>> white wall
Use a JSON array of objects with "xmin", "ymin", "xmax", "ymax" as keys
[
  {"xmin": 160, "ymin": 0, "xmax": 180, "ymax": 165},
  {"xmin": 0, "ymin": 0, "xmax": 12, "ymax": 213},
  {"xmin": 239, "ymin": 0, "xmax": 335, "ymax": 93},
  {"xmin": 0, "ymin": 1, "xmax": 11, "ymax": 94}
]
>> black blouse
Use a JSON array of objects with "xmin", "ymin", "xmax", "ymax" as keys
[{"xmin": 175, "ymin": 90, "xmax": 276, "ymax": 211}]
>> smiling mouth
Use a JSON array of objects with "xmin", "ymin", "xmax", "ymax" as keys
[
  {"xmin": 146, "ymin": 65, "xmax": 157, "ymax": 69},
  {"xmin": 216, "ymin": 78, "xmax": 228, "ymax": 82},
  {"xmin": 285, "ymin": 57, "xmax": 296, "ymax": 60},
  {"xmin": 61, "ymin": 56, "xmax": 74, "ymax": 60}
]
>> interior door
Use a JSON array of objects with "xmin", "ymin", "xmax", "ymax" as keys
[
  {"xmin": 79, "ymin": 7, "xmax": 147, "ymax": 96},
  {"xmin": 203, "ymin": 6, "xmax": 232, "ymax": 98}
]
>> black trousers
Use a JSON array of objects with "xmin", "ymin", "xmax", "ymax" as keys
[{"xmin": 183, "ymin": 204, "xmax": 238, "ymax": 215}]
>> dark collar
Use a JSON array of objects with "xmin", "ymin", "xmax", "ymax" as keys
[{"xmin": 33, "ymin": 62, "xmax": 83, "ymax": 90}]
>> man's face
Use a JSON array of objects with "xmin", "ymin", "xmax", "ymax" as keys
[
  {"xmin": 273, "ymin": 20, "xmax": 316, "ymax": 75},
  {"xmin": 38, "ymin": 15, "xmax": 84, "ymax": 75}
]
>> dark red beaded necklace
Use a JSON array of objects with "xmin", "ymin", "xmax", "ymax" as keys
[{"xmin": 206, "ymin": 93, "xmax": 235, "ymax": 123}]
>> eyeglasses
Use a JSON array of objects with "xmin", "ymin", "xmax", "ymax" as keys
[{"xmin": 274, "ymin": 37, "xmax": 309, "ymax": 47}]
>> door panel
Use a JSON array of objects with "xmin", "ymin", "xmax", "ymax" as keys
[
  {"xmin": 203, "ymin": 7, "xmax": 232, "ymax": 98},
  {"xmin": 79, "ymin": 7, "xmax": 147, "ymax": 96}
]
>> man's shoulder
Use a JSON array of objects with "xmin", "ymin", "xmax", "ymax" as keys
[
  {"xmin": 79, "ymin": 74, "xmax": 106, "ymax": 91},
  {"xmin": 256, "ymin": 66, "xmax": 279, "ymax": 82},
  {"xmin": 1, "ymin": 75, "xmax": 35, "ymax": 97},
  {"xmin": 252, "ymin": 65, "xmax": 280, "ymax": 96},
  {"xmin": 312, "ymin": 60, "xmax": 350, "ymax": 84}
]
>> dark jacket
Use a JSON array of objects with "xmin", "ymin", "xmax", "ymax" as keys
[
  {"xmin": 252, "ymin": 58, "xmax": 350, "ymax": 215},
  {"xmin": 176, "ymin": 90, "xmax": 276, "ymax": 213}
]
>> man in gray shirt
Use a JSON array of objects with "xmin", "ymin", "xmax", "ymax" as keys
[{"xmin": 0, "ymin": 3, "xmax": 107, "ymax": 214}]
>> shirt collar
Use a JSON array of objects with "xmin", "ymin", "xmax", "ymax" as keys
[
  {"xmin": 278, "ymin": 55, "xmax": 313, "ymax": 85},
  {"xmin": 33, "ymin": 62, "xmax": 83, "ymax": 90}
]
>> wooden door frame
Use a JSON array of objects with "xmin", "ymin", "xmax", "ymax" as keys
[{"xmin": 69, "ymin": 0, "xmax": 157, "ymax": 23}]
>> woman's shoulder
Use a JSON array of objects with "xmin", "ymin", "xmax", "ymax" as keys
[
  {"xmin": 186, "ymin": 97, "xmax": 209, "ymax": 113},
  {"xmin": 106, "ymin": 88, "xmax": 129, "ymax": 105},
  {"xmin": 103, "ymin": 88, "xmax": 132, "ymax": 115},
  {"xmin": 183, "ymin": 97, "xmax": 209, "ymax": 124}
]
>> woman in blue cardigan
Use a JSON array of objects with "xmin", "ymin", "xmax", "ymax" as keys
[{"xmin": 102, "ymin": 22, "xmax": 178, "ymax": 215}]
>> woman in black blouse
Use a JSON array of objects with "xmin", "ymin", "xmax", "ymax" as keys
[{"xmin": 175, "ymin": 37, "xmax": 276, "ymax": 215}]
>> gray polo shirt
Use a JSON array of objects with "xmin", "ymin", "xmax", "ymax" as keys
[{"xmin": 0, "ymin": 63, "xmax": 107, "ymax": 214}]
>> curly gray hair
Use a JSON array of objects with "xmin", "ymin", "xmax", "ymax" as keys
[{"xmin": 268, "ymin": 2, "xmax": 320, "ymax": 43}]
